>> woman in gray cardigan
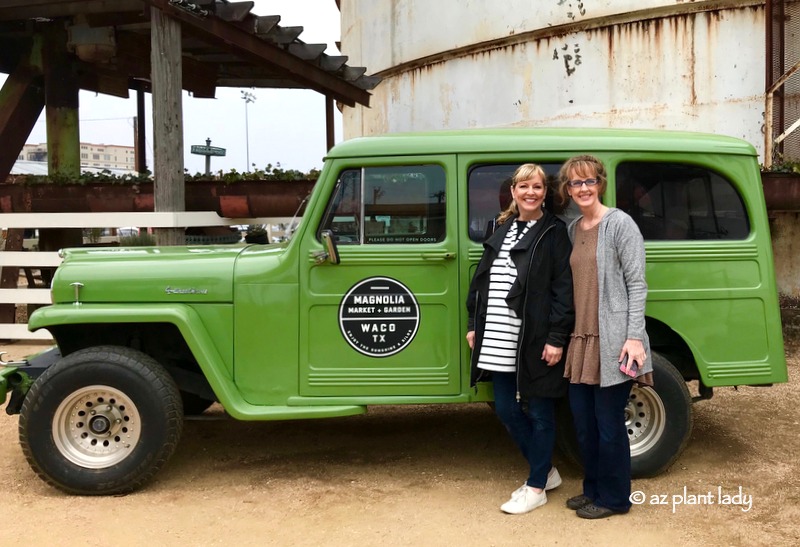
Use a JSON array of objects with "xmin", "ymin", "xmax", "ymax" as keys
[{"xmin": 557, "ymin": 155, "xmax": 653, "ymax": 519}]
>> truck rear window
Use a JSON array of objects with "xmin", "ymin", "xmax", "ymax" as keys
[{"xmin": 615, "ymin": 162, "xmax": 750, "ymax": 240}]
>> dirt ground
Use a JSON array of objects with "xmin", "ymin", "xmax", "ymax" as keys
[{"xmin": 1, "ymin": 341, "xmax": 798, "ymax": 547}]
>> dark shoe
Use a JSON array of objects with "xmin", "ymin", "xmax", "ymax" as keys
[
  {"xmin": 576, "ymin": 503, "xmax": 628, "ymax": 519},
  {"xmin": 566, "ymin": 494, "xmax": 593, "ymax": 510}
]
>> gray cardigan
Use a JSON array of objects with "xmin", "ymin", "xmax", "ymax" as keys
[{"xmin": 568, "ymin": 208, "xmax": 652, "ymax": 387}]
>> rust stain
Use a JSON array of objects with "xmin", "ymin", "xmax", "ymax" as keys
[{"xmin": 688, "ymin": 15, "xmax": 697, "ymax": 106}]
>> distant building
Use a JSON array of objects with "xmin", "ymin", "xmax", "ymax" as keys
[
  {"xmin": 20, "ymin": 143, "xmax": 136, "ymax": 171},
  {"xmin": 9, "ymin": 160, "xmax": 136, "ymax": 177}
]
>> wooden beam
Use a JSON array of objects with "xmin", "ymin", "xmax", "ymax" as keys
[
  {"xmin": 117, "ymin": 32, "xmax": 218, "ymax": 98},
  {"xmin": 0, "ymin": 55, "xmax": 44, "ymax": 183},
  {"xmin": 151, "ymin": 7, "xmax": 185, "ymax": 245},
  {"xmin": 0, "ymin": 39, "xmax": 45, "ymax": 325}
]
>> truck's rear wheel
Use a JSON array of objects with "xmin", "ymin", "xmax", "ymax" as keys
[
  {"xmin": 19, "ymin": 346, "xmax": 183, "ymax": 495},
  {"xmin": 556, "ymin": 351, "xmax": 692, "ymax": 478},
  {"xmin": 629, "ymin": 352, "xmax": 692, "ymax": 477}
]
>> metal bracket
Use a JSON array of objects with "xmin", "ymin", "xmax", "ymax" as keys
[{"xmin": 0, "ymin": 352, "xmax": 29, "ymax": 367}]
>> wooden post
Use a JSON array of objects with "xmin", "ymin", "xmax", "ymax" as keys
[
  {"xmin": 151, "ymin": 8, "xmax": 185, "ymax": 246},
  {"xmin": 135, "ymin": 87, "xmax": 148, "ymax": 174},
  {"xmin": 40, "ymin": 24, "xmax": 82, "ymax": 281},
  {"xmin": 326, "ymin": 95, "xmax": 335, "ymax": 151}
]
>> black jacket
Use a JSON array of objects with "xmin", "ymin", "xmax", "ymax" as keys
[{"xmin": 467, "ymin": 210, "xmax": 574, "ymax": 399}]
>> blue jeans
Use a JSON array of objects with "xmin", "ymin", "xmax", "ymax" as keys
[
  {"xmin": 492, "ymin": 371, "xmax": 556, "ymax": 489},
  {"xmin": 569, "ymin": 381, "xmax": 633, "ymax": 512}
]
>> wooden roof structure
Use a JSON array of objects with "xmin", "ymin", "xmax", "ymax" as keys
[
  {"xmin": 0, "ymin": 0, "xmax": 378, "ymax": 105},
  {"xmin": 0, "ymin": 0, "xmax": 380, "ymax": 248}
]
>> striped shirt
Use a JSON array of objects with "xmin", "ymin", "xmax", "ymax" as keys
[{"xmin": 477, "ymin": 220, "xmax": 536, "ymax": 373}]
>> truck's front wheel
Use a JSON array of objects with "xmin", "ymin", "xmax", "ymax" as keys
[{"xmin": 19, "ymin": 346, "xmax": 183, "ymax": 495}]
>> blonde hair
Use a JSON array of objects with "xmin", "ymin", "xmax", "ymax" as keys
[
  {"xmin": 497, "ymin": 163, "xmax": 547, "ymax": 224},
  {"xmin": 557, "ymin": 154, "xmax": 608, "ymax": 205}
]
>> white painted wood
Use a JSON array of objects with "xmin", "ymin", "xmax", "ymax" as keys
[
  {"xmin": 0, "ymin": 324, "xmax": 52, "ymax": 340},
  {"xmin": 0, "ymin": 289, "xmax": 51, "ymax": 304},
  {"xmin": 0, "ymin": 252, "xmax": 61, "ymax": 267}
]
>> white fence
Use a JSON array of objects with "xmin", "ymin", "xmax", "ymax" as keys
[{"xmin": 1, "ymin": 212, "xmax": 287, "ymax": 341}]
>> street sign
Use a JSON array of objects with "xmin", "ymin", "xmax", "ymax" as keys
[{"xmin": 190, "ymin": 145, "xmax": 226, "ymax": 157}]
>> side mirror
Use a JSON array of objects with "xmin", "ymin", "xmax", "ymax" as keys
[{"xmin": 315, "ymin": 229, "xmax": 340, "ymax": 265}]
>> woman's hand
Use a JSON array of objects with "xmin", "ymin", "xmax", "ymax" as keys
[
  {"xmin": 541, "ymin": 343, "xmax": 563, "ymax": 366},
  {"xmin": 466, "ymin": 330, "xmax": 475, "ymax": 350},
  {"xmin": 619, "ymin": 338, "xmax": 646, "ymax": 374}
]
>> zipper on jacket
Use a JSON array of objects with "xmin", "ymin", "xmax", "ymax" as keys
[{"xmin": 515, "ymin": 223, "xmax": 555, "ymax": 402}]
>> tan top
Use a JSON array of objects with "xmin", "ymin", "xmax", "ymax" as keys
[
  {"xmin": 564, "ymin": 221, "xmax": 654, "ymax": 387},
  {"xmin": 565, "ymin": 222, "xmax": 601, "ymax": 384}
]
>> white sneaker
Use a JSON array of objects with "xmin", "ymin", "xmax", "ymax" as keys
[
  {"xmin": 508, "ymin": 467, "xmax": 561, "ymax": 502},
  {"xmin": 545, "ymin": 467, "xmax": 562, "ymax": 491},
  {"xmin": 501, "ymin": 485, "xmax": 547, "ymax": 514}
]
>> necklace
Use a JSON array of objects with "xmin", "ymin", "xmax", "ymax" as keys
[{"xmin": 579, "ymin": 222, "xmax": 597, "ymax": 245}]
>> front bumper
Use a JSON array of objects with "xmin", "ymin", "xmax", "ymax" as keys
[
  {"xmin": 0, "ymin": 365, "xmax": 32, "ymax": 414},
  {"xmin": 0, "ymin": 346, "xmax": 60, "ymax": 414}
]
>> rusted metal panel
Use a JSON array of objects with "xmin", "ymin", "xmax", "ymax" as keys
[
  {"xmin": 343, "ymin": 3, "xmax": 768, "ymax": 158},
  {"xmin": 341, "ymin": 0, "xmax": 760, "ymax": 73},
  {"xmin": 42, "ymin": 24, "xmax": 81, "ymax": 178}
]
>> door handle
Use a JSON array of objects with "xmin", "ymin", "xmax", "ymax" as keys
[{"xmin": 421, "ymin": 252, "xmax": 456, "ymax": 260}]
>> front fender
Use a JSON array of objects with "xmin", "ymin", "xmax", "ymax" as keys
[
  {"xmin": 28, "ymin": 303, "xmax": 248, "ymax": 414},
  {"xmin": 28, "ymin": 305, "xmax": 365, "ymax": 421}
]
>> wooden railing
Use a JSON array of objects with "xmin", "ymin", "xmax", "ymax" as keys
[
  {"xmin": 765, "ymin": 60, "xmax": 800, "ymax": 168},
  {"xmin": 1, "ymin": 212, "xmax": 291, "ymax": 341}
]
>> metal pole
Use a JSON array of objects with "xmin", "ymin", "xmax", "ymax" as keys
[
  {"xmin": 205, "ymin": 138, "xmax": 211, "ymax": 175},
  {"xmin": 241, "ymin": 90, "xmax": 256, "ymax": 172}
]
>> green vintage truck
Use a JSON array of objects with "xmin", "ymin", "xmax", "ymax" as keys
[{"xmin": 0, "ymin": 128, "xmax": 788, "ymax": 495}]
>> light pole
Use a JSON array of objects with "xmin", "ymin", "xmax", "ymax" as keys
[{"xmin": 240, "ymin": 90, "xmax": 256, "ymax": 172}]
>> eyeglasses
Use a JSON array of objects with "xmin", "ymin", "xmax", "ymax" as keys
[{"xmin": 567, "ymin": 178, "xmax": 599, "ymax": 188}]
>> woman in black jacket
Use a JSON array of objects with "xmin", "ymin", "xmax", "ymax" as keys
[{"xmin": 467, "ymin": 163, "xmax": 574, "ymax": 515}]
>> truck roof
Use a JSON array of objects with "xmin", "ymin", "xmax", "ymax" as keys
[{"xmin": 326, "ymin": 127, "xmax": 758, "ymax": 159}]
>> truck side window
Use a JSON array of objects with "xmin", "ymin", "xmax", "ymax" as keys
[
  {"xmin": 467, "ymin": 163, "xmax": 578, "ymax": 242},
  {"xmin": 319, "ymin": 165, "xmax": 447, "ymax": 244},
  {"xmin": 615, "ymin": 162, "xmax": 750, "ymax": 240},
  {"xmin": 319, "ymin": 169, "xmax": 362, "ymax": 244}
]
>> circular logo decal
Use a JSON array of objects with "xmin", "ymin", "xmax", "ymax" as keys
[{"xmin": 339, "ymin": 277, "xmax": 420, "ymax": 357}]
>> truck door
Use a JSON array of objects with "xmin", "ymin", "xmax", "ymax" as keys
[{"xmin": 298, "ymin": 157, "xmax": 461, "ymax": 397}]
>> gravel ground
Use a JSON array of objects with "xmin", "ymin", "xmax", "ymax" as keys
[{"xmin": 0, "ymin": 340, "xmax": 798, "ymax": 546}]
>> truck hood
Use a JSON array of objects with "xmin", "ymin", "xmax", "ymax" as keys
[{"xmin": 51, "ymin": 246, "xmax": 245, "ymax": 304}]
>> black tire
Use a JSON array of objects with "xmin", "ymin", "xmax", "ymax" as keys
[
  {"xmin": 19, "ymin": 345, "xmax": 184, "ymax": 495},
  {"xmin": 555, "ymin": 351, "xmax": 693, "ymax": 478}
]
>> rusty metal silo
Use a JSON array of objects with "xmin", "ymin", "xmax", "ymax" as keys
[{"xmin": 341, "ymin": 0, "xmax": 769, "ymax": 157}]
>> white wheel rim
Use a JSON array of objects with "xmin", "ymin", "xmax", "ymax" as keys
[
  {"xmin": 626, "ymin": 385, "xmax": 666, "ymax": 457},
  {"xmin": 52, "ymin": 385, "xmax": 142, "ymax": 469}
]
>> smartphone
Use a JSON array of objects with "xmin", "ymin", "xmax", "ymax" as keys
[{"xmin": 619, "ymin": 355, "xmax": 639, "ymax": 377}]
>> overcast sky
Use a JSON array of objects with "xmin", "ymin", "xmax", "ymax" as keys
[{"xmin": 7, "ymin": 0, "xmax": 344, "ymax": 175}]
